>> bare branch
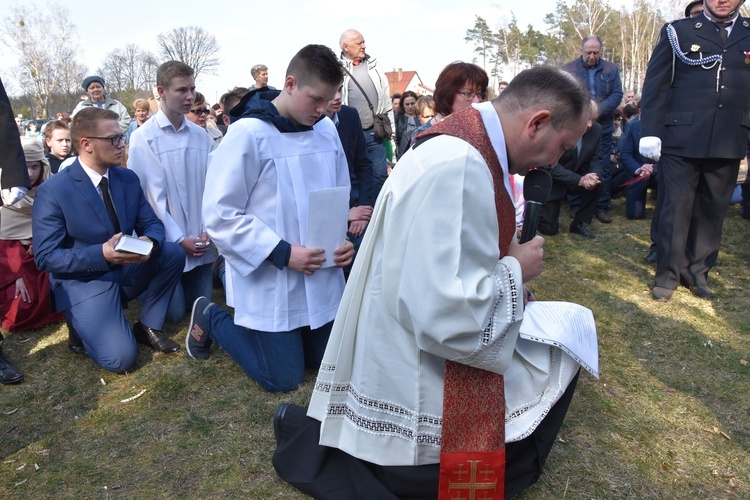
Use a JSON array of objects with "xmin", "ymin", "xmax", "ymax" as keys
[{"xmin": 156, "ymin": 26, "xmax": 220, "ymax": 82}]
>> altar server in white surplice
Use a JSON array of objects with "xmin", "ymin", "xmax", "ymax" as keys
[
  {"xmin": 128, "ymin": 61, "xmax": 215, "ymax": 325},
  {"xmin": 186, "ymin": 45, "xmax": 354, "ymax": 393}
]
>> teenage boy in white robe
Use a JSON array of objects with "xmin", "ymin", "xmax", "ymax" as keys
[
  {"xmin": 128, "ymin": 61, "xmax": 215, "ymax": 324},
  {"xmin": 188, "ymin": 45, "xmax": 354, "ymax": 393}
]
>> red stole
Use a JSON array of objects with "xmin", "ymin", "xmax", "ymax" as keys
[{"xmin": 417, "ymin": 106, "xmax": 515, "ymax": 499}]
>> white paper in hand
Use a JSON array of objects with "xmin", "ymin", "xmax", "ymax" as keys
[
  {"xmin": 306, "ymin": 187, "xmax": 349, "ymax": 269},
  {"xmin": 520, "ymin": 301, "xmax": 600, "ymax": 378}
]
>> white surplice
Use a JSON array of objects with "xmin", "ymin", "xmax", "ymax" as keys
[
  {"xmin": 128, "ymin": 110, "xmax": 215, "ymax": 272},
  {"xmin": 308, "ymin": 102, "xmax": 580, "ymax": 467},
  {"xmin": 202, "ymin": 116, "xmax": 350, "ymax": 332}
]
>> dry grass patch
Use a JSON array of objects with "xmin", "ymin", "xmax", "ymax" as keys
[{"xmin": 1, "ymin": 198, "xmax": 749, "ymax": 498}]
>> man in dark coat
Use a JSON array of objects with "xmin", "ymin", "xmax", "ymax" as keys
[
  {"xmin": 538, "ymin": 103, "xmax": 604, "ymax": 239},
  {"xmin": 640, "ymin": 0, "xmax": 750, "ymax": 301},
  {"xmin": 562, "ymin": 35, "xmax": 623, "ymax": 223}
]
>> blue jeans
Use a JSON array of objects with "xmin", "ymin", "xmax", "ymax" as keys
[
  {"xmin": 165, "ymin": 263, "xmax": 213, "ymax": 324},
  {"xmin": 364, "ymin": 129, "xmax": 388, "ymax": 197},
  {"xmin": 206, "ymin": 305, "xmax": 332, "ymax": 393},
  {"xmin": 625, "ymin": 173, "xmax": 658, "ymax": 220}
]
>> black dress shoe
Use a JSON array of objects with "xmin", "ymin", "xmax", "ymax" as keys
[
  {"xmin": 570, "ymin": 221, "xmax": 595, "ymax": 239},
  {"xmin": 652, "ymin": 286, "xmax": 674, "ymax": 301},
  {"xmin": 595, "ymin": 211, "xmax": 612, "ymax": 224},
  {"xmin": 66, "ymin": 320, "xmax": 87, "ymax": 356},
  {"xmin": 133, "ymin": 322, "xmax": 180, "ymax": 353},
  {"xmin": 273, "ymin": 402, "xmax": 291, "ymax": 446},
  {"xmin": 644, "ymin": 250, "xmax": 657, "ymax": 263},
  {"xmin": 689, "ymin": 285, "xmax": 713, "ymax": 300},
  {"xmin": 0, "ymin": 347, "xmax": 24, "ymax": 384}
]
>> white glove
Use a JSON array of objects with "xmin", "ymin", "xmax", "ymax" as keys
[
  {"xmin": 639, "ymin": 136, "xmax": 661, "ymax": 162},
  {"xmin": 1, "ymin": 187, "xmax": 29, "ymax": 206}
]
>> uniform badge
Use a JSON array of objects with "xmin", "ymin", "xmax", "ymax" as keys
[
  {"xmin": 691, "ymin": 44, "xmax": 701, "ymax": 52},
  {"xmin": 744, "ymin": 50, "xmax": 750, "ymax": 64},
  {"xmin": 743, "ymin": 20, "xmax": 749, "ymax": 28},
  {"xmin": 695, "ymin": 22, "xmax": 703, "ymax": 28}
]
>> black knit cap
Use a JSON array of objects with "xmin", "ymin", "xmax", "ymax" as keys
[{"xmin": 82, "ymin": 76, "xmax": 105, "ymax": 91}]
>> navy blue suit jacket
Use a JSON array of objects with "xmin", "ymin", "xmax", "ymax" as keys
[
  {"xmin": 335, "ymin": 105, "xmax": 375, "ymax": 207},
  {"xmin": 32, "ymin": 160, "xmax": 165, "ymax": 311}
]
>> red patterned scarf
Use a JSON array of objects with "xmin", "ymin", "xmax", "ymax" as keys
[{"xmin": 417, "ymin": 106, "xmax": 515, "ymax": 499}]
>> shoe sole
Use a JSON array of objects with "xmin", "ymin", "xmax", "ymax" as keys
[
  {"xmin": 652, "ymin": 288, "xmax": 673, "ymax": 301},
  {"xmin": 273, "ymin": 403, "xmax": 293, "ymax": 446},
  {"xmin": 186, "ymin": 297, "xmax": 209, "ymax": 360}
]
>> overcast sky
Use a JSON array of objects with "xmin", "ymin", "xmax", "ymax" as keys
[{"xmin": 3, "ymin": 0, "xmax": 664, "ymax": 105}]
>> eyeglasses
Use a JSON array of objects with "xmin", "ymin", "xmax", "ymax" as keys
[
  {"xmin": 190, "ymin": 108, "xmax": 210, "ymax": 115},
  {"xmin": 456, "ymin": 90, "xmax": 487, "ymax": 101},
  {"xmin": 86, "ymin": 135, "xmax": 126, "ymax": 147}
]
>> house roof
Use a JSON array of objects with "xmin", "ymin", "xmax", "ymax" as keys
[{"xmin": 386, "ymin": 70, "xmax": 437, "ymax": 95}]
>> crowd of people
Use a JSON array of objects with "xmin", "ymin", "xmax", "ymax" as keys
[{"xmin": 2, "ymin": 2, "xmax": 750, "ymax": 495}]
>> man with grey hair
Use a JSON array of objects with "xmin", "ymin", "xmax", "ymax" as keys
[
  {"xmin": 338, "ymin": 29, "xmax": 392, "ymax": 196},
  {"xmin": 250, "ymin": 64, "xmax": 274, "ymax": 90},
  {"xmin": 563, "ymin": 34, "xmax": 623, "ymax": 224},
  {"xmin": 273, "ymin": 66, "xmax": 590, "ymax": 499}
]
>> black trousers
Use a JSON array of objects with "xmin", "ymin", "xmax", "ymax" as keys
[
  {"xmin": 652, "ymin": 154, "xmax": 739, "ymax": 289},
  {"xmin": 538, "ymin": 184, "xmax": 603, "ymax": 236},
  {"xmin": 273, "ymin": 370, "xmax": 580, "ymax": 500}
]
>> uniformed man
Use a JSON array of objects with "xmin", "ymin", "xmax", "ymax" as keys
[{"xmin": 640, "ymin": 0, "xmax": 750, "ymax": 301}]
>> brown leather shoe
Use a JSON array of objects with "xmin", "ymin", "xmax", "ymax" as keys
[{"xmin": 133, "ymin": 322, "xmax": 180, "ymax": 354}]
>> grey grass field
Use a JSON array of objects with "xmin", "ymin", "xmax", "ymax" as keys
[{"xmin": 1, "ymin": 196, "xmax": 749, "ymax": 498}]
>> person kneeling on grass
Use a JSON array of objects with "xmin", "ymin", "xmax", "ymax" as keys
[
  {"xmin": 32, "ymin": 107, "xmax": 184, "ymax": 374},
  {"xmin": 185, "ymin": 44, "xmax": 353, "ymax": 393}
]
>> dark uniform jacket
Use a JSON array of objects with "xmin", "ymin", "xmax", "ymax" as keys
[{"xmin": 641, "ymin": 13, "xmax": 750, "ymax": 159}]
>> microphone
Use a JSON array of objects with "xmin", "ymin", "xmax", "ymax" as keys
[{"xmin": 519, "ymin": 168, "xmax": 553, "ymax": 243}]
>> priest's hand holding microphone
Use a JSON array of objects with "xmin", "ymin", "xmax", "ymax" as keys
[{"xmin": 507, "ymin": 168, "xmax": 552, "ymax": 304}]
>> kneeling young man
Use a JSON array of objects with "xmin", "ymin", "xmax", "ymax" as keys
[
  {"xmin": 33, "ymin": 108, "xmax": 185, "ymax": 374},
  {"xmin": 188, "ymin": 45, "xmax": 353, "ymax": 393}
]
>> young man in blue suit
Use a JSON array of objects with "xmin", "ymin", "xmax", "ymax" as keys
[
  {"xmin": 325, "ymin": 87, "xmax": 375, "ymax": 242},
  {"xmin": 32, "ymin": 107, "xmax": 185, "ymax": 373}
]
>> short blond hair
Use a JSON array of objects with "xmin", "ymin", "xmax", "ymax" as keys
[{"xmin": 133, "ymin": 98, "xmax": 149, "ymax": 110}]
